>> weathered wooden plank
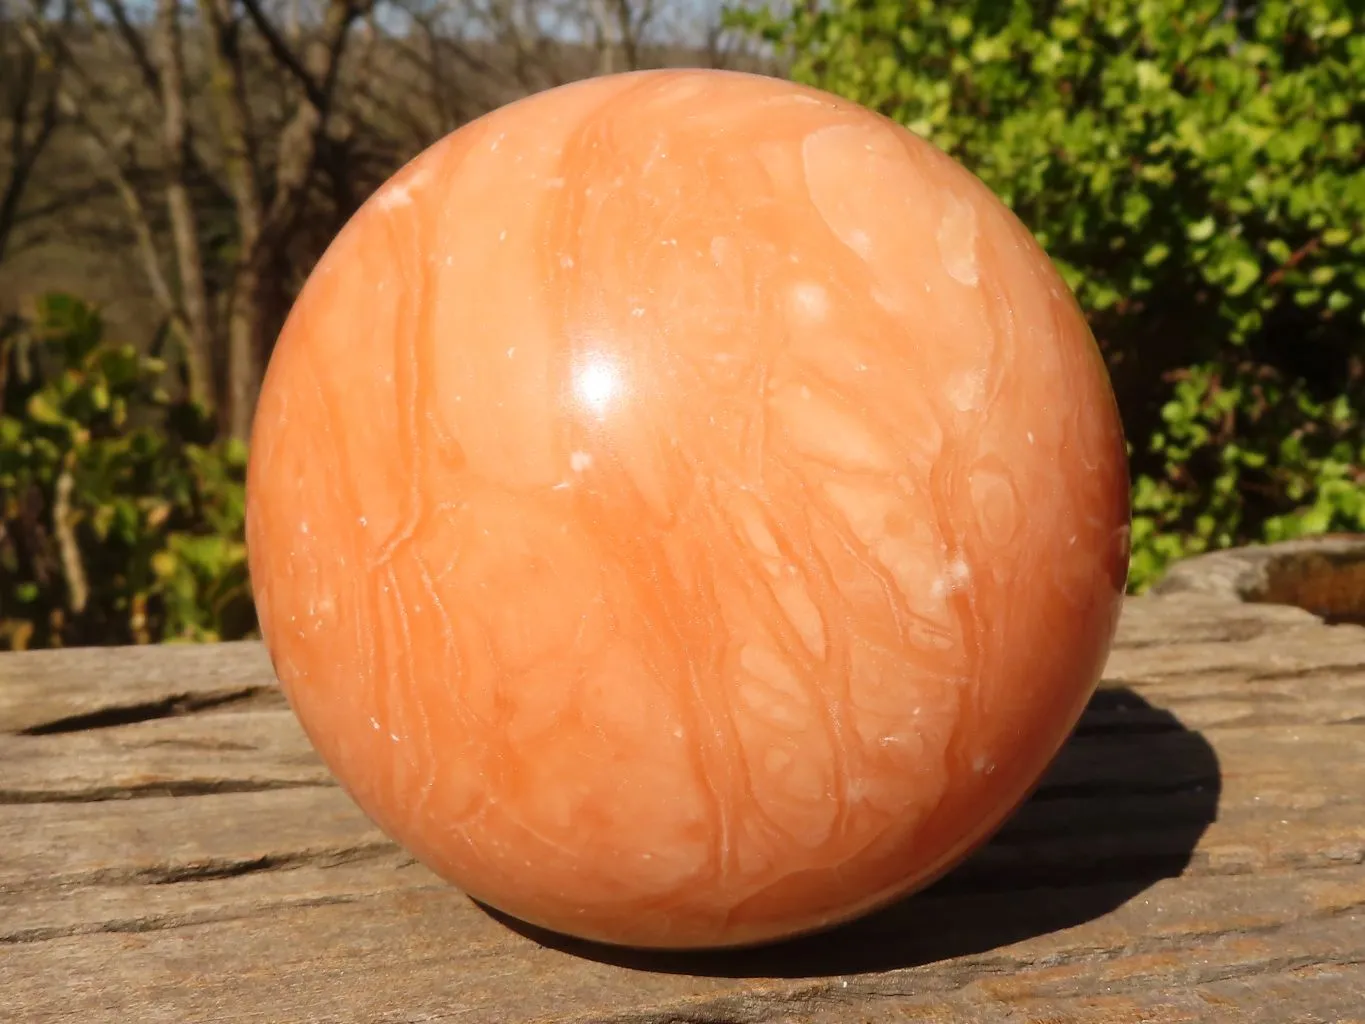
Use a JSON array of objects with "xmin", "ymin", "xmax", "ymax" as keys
[
  {"xmin": 3, "ymin": 581, "xmax": 1363, "ymax": 1023},
  {"xmin": 0, "ymin": 787, "xmax": 387, "ymax": 892},
  {"xmin": 5, "ymin": 677, "xmax": 1357, "ymax": 807},
  {"xmin": 0, "ymin": 710, "xmax": 328, "ymax": 802},
  {"xmin": 1104, "ymin": 621, "xmax": 1365, "ymax": 686},
  {"xmin": 0, "ymin": 639, "xmax": 278, "ymax": 735},
  {"xmin": 3, "ymin": 715, "xmax": 1361, "ymax": 998},
  {"xmin": 0, "ymin": 594, "xmax": 1335, "ymax": 737},
  {"xmin": 1108, "ymin": 592, "xmax": 1324, "ymax": 648},
  {"xmin": 791, "ymin": 961, "xmax": 1365, "ymax": 1024},
  {"xmin": 3, "ymin": 773, "xmax": 1360, "ymax": 949},
  {"xmin": 1084, "ymin": 676, "xmax": 1365, "ymax": 730},
  {"xmin": 0, "ymin": 854, "xmax": 426, "ymax": 946},
  {"xmin": 4, "ymin": 701, "xmax": 1359, "ymax": 810},
  {"xmin": 4, "ymin": 614, "xmax": 1360, "ymax": 743},
  {"xmin": 2, "ymin": 863, "xmax": 1361, "ymax": 1024},
  {"xmin": 1043, "ymin": 723, "xmax": 1363, "ymax": 798}
]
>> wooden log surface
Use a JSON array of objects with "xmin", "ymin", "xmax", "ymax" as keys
[{"xmin": 2, "ymin": 591, "xmax": 1363, "ymax": 1023}]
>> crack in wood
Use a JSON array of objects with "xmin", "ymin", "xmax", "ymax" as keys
[
  {"xmin": 140, "ymin": 845, "xmax": 402, "ymax": 886},
  {"xmin": 1027, "ymin": 779, "xmax": 1218, "ymax": 801},
  {"xmin": 1241, "ymin": 663, "xmax": 1365, "ymax": 684},
  {"xmin": 0, "ymin": 778, "xmax": 332, "ymax": 805},
  {"xmin": 1, "ymin": 843, "xmax": 407, "ymax": 896},
  {"xmin": 17, "ymin": 686, "xmax": 286, "ymax": 736},
  {"xmin": 0, "ymin": 892, "xmax": 381, "ymax": 946}
]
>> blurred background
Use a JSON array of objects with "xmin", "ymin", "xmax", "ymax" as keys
[{"xmin": 0, "ymin": 0, "xmax": 1361, "ymax": 650}]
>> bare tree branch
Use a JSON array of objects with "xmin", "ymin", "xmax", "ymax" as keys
[
  {"xmin": 264, "ymin": 0, "xmax": 373, "ymax": 235},
  {"xmin": 47, "ymin": 84, "xmax": 182, "ymax": 334},
  {"xmin": 95, "ymin": 0, "xmax": 230, "ymax": 200},
  {"xmin": 52, "ymin": 464, "xmax": 89, "ymax": 616},
  {"xmin": 238, "ymin": 0, "xmax": 325, "ymax": 109},
  {"xmin": 95, "ymin": 0, "xmax": 163, "ymax": 97},
  {"xmin": 8, "ymin": 0, "xmax": 766, "ymax": 445},
  {"xmin": 0, "ymin": 0, "xmax": 71, "ymax": 261},
  {"xmin": 201, "ymin": 0, "xmax": 373, "ymax": 439}
]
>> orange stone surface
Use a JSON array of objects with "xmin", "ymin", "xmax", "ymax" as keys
[{"xmin": 245, "ymin": 69, "xmax": 1131, "ymax": 950}]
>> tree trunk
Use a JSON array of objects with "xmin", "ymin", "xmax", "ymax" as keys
[
  {"xmin": 225, "ymin": 264, "xmax": 264, "ymax": 442},
  {"xmin": 203, "ymin": 0, "xmax": 369, "ymax": 441},
  {"xmin": 156, "ymin": 0, "xmax": 215, "ymax": 410},
  {"xmin": 201, "ymin": 0, "xmax": 265, "ymax": 440},
  {"xmin": 2, "ymin": 18, "xmax": 64, "ymax": 263}
]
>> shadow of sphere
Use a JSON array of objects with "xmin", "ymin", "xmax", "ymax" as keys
[{"xmin": 479, "ymin": 686, "xmax": 1221, "ymax": 978}]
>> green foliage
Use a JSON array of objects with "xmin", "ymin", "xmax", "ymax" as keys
[
  {"xmin": 4, "ymin": 5, "xmax": 1365, "ymax": 646},
  {"xmin": 735, "ymin": 0, "xmax": 1365, "ymax": 589},
  {"xmin": 0, "ymin": 295, "xmax": 255, "ymax": 649},
  {"xmin": 1129, "ymin": 360, "xmax": 1365, "ymax": 586}
]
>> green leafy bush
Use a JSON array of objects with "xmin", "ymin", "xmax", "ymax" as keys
[
  {"xmin": 735, "ymin": 0, "xmax": 1365, "ymax": 588},
  {"xmin": 0, "ymin": 295, "xmax": 255, "ymax": 649}
]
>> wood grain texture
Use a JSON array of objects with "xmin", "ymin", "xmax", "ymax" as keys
[
  {"xmin": 2, "ymin": 592, "xmax": 1363, "ymax": 1023},
  {"xmin": 0, "ymin": 639, "xmax": 279, "ymax": 734}
]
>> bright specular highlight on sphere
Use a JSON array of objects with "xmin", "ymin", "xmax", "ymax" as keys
[{"xmin": 246, "ymin": 68, "xmax": 1131, "ymax": 951}]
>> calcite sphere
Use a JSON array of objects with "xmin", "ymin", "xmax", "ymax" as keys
[{"xmin": 246, "ymin": 68, "xmax": 1130, "ymax": 950}]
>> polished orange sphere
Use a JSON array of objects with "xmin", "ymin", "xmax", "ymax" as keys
[{"xmin": 245, "ymin": 69, "xmax": 1130, "ymax": 950}]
